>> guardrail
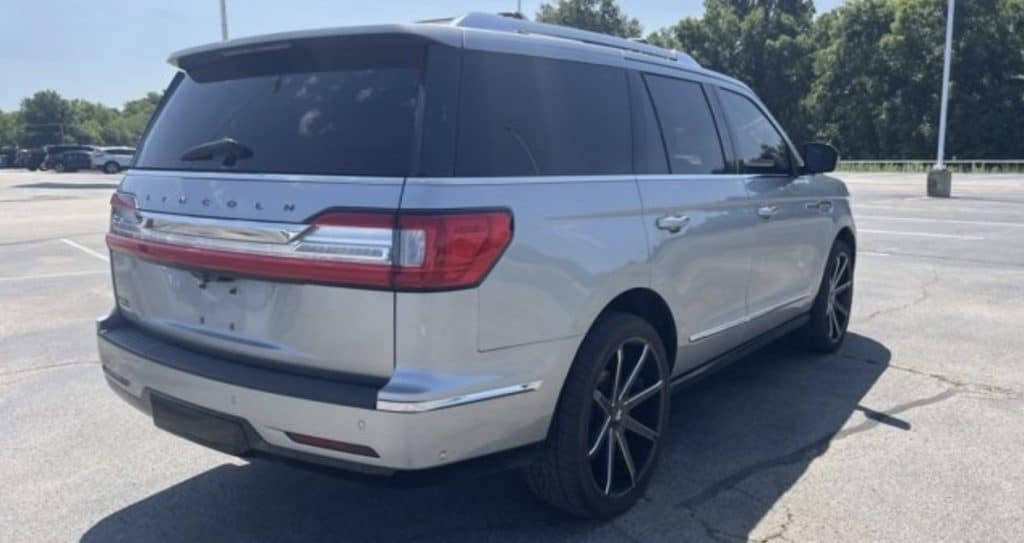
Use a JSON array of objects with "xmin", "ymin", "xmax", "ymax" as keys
[{"xmin": 838, "ymin": 160, "xmax": 1024, "ymax": 173}]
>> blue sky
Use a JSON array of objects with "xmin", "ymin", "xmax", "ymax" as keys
[{"xmin": 0, "ymin": 0, "xmax": 844, "ymax": 110}]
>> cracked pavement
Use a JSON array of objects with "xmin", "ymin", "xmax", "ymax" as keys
[{"xmin": 2, "ymin": 170, "xmax": 1024, "ymax": 542}]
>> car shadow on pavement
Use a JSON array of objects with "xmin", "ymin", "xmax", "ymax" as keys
[{"xmin": 81, "ymin": 332, "xmax": 890, "ymax": 543}]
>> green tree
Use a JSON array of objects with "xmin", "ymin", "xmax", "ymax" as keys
[
  {"xmin": 805, "ymin": 0, "xmax": 1024, "ymax": 159},
  {"xmin": 650, "ymin": 0, "xmax": 816, "ymax": 144},
  {"xmin": 536, "ymin": 0, "xmax": 642, "ymax": 38},
  {"xmin": 111, "ymin": 92, "xmax": 162, "ymax": 146},
  {"xmin": 0, "ymin": 109, "xmax": 24, "ymax": 147},
  {"xmin": 20, "ymin": 90, "xmax": 72, "ymax": 147}
]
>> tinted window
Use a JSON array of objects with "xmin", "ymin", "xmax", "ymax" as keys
[
  {"xmin": 455, "ymin": 51, "xmax": 630, "ymax": 176},
  {"xmin": 628, "ymin": 71, "xmax": 668, "ymax": 174},
  {"xmin": 718, "ymin": 90, "xmax": 792, "ymax": 175},
  {"xmin": 135, "ymin": 45, "xmax": 424, "ymax": 176},
  {"xmin": 643, "ymin": 74, "xmax": 725, "ymax": 174}
]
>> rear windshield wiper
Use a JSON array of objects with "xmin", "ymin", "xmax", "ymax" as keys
[{"xmin": 180, "ymin": 137, "xmax": 253, "ymax": 166}]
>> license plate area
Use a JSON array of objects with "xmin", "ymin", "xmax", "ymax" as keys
[{"xmin": 151, "ymin": 393, "xmax": 251, "ymax": 455}]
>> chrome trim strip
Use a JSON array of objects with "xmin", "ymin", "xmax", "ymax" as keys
[
  {"xmin": 376, "ymin": 380, "xmax": 543, "ymax": 413},
  {"xmin": 124, "ymin": 169, "xmax": 403, "ymax": 184},
  {"xmin": 141, "ymin": 211, "xmax": 309, "ymax": 244},
  {"xmin": 689, "ymin": 294, "xmax": 809, "ymax": 343},
  {"xmin": 407, "ymin": 174, "xmax": 751, "ymax": 186},
  {"xmin": 688, "ymin": 315, "xmax": 748, "ymax": 343}
]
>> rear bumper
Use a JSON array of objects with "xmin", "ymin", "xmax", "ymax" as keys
[{"xmin": 97, "ymin": 311, "xmax": 572, "ymax": 474}]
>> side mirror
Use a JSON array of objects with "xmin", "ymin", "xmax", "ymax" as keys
[{"xmin": 801, "ymin": 142, "xmax": 838, "ymax": 174}]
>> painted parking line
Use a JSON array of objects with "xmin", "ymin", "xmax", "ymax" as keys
[
  {"xmin": 857, "ymin": 229, "xmax": 984, "ymax": 240},
  {"xmin": 856, "ymin": 215, "xmax": 1024, "ymax": 228},
  {"xmin": 60, "ymin": 238, "xmax": 109, "ymax": 262},
  {"xmin": 0, "ymin": 270, "xmax": 108, "ymax": 283}
]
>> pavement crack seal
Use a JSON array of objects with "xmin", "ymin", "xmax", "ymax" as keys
[
  {"xmin": 672, "ymin": 386, "xmax": 974, "ymax": 516},
  {"xmin": 0, "ymin": 360, "xmax": 98, "ymax": 382},
  {"xmin": 835, "ymin": 351, "xmax": 1022, "ymax": 401},
  {"xmin": 862, "ymin": 267, "xmax": 939, "ymax": 322},
  {"xmin": 754, "ymin": 508, "xmax": 795, "ymax": 543}
]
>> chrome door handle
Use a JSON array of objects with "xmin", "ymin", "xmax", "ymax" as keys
[
  {"xmin": 806, "ymin": 200, "xmax": 833, "ymax": 213},
  {"xmin": 656, "ymin": 214, "xmax": 691, "ymax": 233},
  {"xmin": 756, "ymin": 205, "xmax": 778, "ymax": 219}
]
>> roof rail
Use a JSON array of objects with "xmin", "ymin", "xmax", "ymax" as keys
[{"xmin": 446, "ymin": 12, "xmax": 700, "ymax": 68}]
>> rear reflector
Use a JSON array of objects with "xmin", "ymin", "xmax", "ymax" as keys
[
  {"xmin": 106, "ymin": 194, "xmax": 512, "ymax": 291},
  {"xmin": 285, "ymin": 432, "xmax": 380, "ymax": 457}
]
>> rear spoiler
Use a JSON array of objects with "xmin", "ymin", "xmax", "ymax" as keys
[{"xmin": 168, "ymin": 24, "xmax": 462, "ymax": 70}]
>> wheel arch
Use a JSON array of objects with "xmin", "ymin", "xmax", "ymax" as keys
[
  {"xmin": 587, "ymin": 288, "xmax": 678, "ymax": 373},
  {"xmin": 835, "ymin": 226, "xmax": 856, "ymax": 261}
]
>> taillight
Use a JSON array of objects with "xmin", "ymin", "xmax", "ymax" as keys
[
  {"xmin": 105, "ymin": 196, "xmax": 512, "ymax": 291},
  {"xmin": 109, "ymin": 193, "xmax": 141, "ymax": 237}
]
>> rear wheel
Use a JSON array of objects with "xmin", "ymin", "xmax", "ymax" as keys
[
  {"xmin": 796, "ymin": 240, "xmax": 854, "ymax": 352},
  {"xmin": 524, "ymin": 313, "xmax": 670, "ymax": 518},
  {"xmin": 54, "ymin": 162, "xmax": 65, "ymax": 173},
  {"xmin": 103, "ymin": 161, "xmax": 120, "ymax": 174}
]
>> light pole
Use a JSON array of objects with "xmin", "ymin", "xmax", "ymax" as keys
[
  {"xmin": 219, "ymin": 0, "xmax": 229, "ymax": 41},
  {"xmin": 928, "ymin": 0, "xmax": 955, "ymax": 197}
]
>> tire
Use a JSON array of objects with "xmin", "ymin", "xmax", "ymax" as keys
[
  {"xmin": 524, "ymin": 312, "xmax": 670, "ymax": 518},
  {"xmin": 103, "ymin": 161, "xmax": 120, "ymax": 174},
  {"xmin": 54, "ymin": 163, "xmax": 65, "ymax": 173},
  {"xmin": 796, "ymin": 239, "xmax": 854, "ymax": 353}
]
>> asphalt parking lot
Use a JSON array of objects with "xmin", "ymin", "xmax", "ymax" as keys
[{"xmin": 2, "ymin": 169, "xmax": 1022, "ymax": 542}]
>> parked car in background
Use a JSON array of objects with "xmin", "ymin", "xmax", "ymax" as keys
[
  {"xmin": 18, "ymin": 148, "xmax": 47, "ymax": 170},
  {"xmin": 93, "ymin": 147, "xmax": 136, "ymax": 173},
  {"xmin": 97, "ymin": 14, "xmax": 855, "ymax": 518},
  {"xmin": 0, "ymin": 147, "xmax": 15, "ymax": 167},
  {"xmin": 52, "ymin": 150, "xmax": 93, "ymax": 173},
  {"xmin": 41, "ymin": 144, "xmax": 97, "ymax": 170}
]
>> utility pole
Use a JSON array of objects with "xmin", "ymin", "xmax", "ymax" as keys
[
  {"xmin": 219, "ymin": 0, "xmax": 229, "ymax": 41},
  {"xmin": 928, "ymin": 0, "xmax": 955, "ymax": 197}
]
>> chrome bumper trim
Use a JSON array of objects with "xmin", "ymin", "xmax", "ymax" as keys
[{"xmin": 376, "ymin": 380, "xmax": 543, "ymax": 413}]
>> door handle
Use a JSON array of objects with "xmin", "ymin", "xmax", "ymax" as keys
[
  {"xmin": 756, "ymin": 205, "xmax": 779, "ymax": 219},
  {"xmin": 656, "ymin": 214, "xmax": 691, "ymax": 233},
  {"xmin": 807, "ymin": 199, "xmax": 833, "ymax": 213}
]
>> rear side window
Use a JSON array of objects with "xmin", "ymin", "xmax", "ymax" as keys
[
  {"xmin": 718, "ymin": 90, "xmax": 792, "ymax": 175},
  {"xmin": 643, "ymin": 74, "xmax": 726, "ymax": 174},
  {"xmin": 455, "ymin": 51, "xmax": 631, "ymax": 177},
  {"xmin": 134, "ymin": 43, "xmax": 424, "ymax": 177}
]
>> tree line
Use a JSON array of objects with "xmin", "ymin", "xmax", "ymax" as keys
[
  {"xmin": 539, "ymin": 0, "xmax": 1024, "ymax": 159},
  {"xmin": 2, "ymin": 0, "xmax": 1021, "ymax": 159},
  {"xmin": 0, "ymin": 90, "xmax": 161, "ymax": 150}
]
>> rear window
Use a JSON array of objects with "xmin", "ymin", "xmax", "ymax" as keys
[
  {"xmin": 134, "ymin": 42, "xmax": 425, "ymax": 177},
  {"xmin": 454, "ymin": 50, "xmax": 631, "ymax": 177}
]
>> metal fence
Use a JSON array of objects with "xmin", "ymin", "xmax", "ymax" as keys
[{"xmin": 838, "ymin": 160, "xmax": 1024, "ymax": 173}]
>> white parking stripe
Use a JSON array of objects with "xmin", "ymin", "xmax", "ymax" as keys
[
  {"xmin": 60, "ymin": 238, "xmax": 109, "ymax": 262},
  {"xmin": 0, "ymin": 270, "xmax": 108, "ymax": 283},
  {"xmin": 858, "ymin": 229, "xmax": 984, "ymax": 240},
  {"xmin": 857, "ymin": 215, "xmax": 1024, "ymax": 228}
]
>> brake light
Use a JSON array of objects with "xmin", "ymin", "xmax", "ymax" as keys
[{"xmin": 105, "ymin": 198, "xmax": 512, "ymax": 291}]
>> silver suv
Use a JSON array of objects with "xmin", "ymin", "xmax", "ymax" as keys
[{"xmin": 97, "ymin": 13, "xmax": 855, "ymax": 517}]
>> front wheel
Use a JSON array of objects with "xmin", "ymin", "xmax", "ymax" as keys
[
  {"xmin": 797, "ymin": 240, "xmax": 854, "ymax": 352},
  {"xmin": 54, "ymin": 163, "xmax": 65, "ymax": 173},
  {"xmin": 524, "ymin": 313, "xmax": 670, "ymax": 518},
  {"xmin": 103, "ymin": 161, "xmax": 120, "ymax": 174}
]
